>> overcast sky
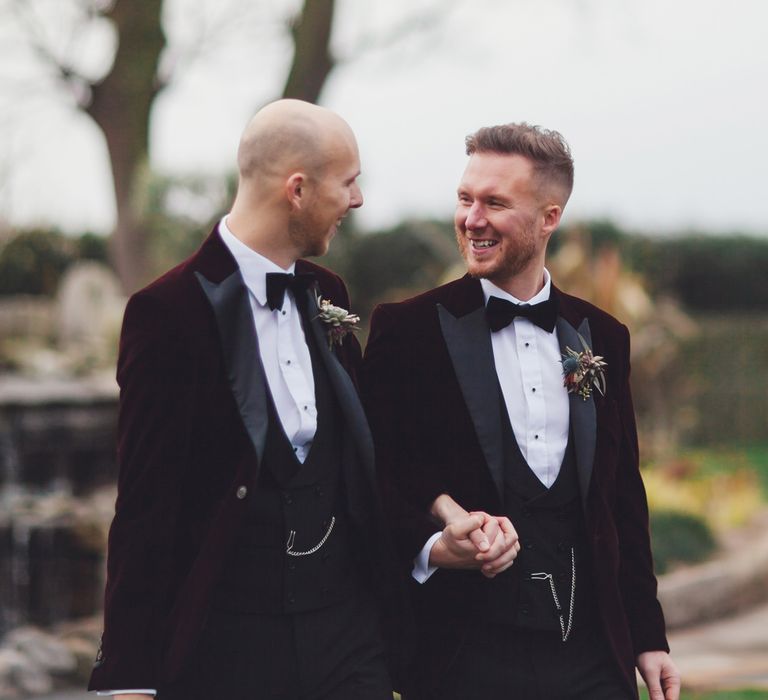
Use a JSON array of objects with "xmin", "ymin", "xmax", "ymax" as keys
[{"xmin": 2, "ymin": 0, "xmax": 767, "ymax": 236}]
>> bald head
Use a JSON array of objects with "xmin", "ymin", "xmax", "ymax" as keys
[{"xmin": 237, "ymin": 99, "xmax": 356, "ymax": 184}]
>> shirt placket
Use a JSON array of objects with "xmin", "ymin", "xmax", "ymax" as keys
[
  {"xmin": 516, "ymin": 320, "xmax": 550, "ymax": 486},
  {"xmin": 276, "ymin": 301, "xmax": 316, "ymax": 459}
]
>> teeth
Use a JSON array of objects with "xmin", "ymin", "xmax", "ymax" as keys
[{"xmin": 472, "ymin": 240, "xmax": 497, "ymax": 248}]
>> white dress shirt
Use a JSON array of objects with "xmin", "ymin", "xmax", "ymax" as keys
[
  {"xmin": 413, "ymin": 270, "xmax": 571, "ymax": 583},
  {"xmin": 98, "ymin": 218, "xmax": 318, "ymax": 696}
]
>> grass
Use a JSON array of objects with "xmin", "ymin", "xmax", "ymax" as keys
[{"xmin": 639, "ymin": 690, "xmax": 768, "ymax": 700}]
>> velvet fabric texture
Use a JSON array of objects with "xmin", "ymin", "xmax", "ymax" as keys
[
  {"xmin": 360, "ymin": 275, "xmax": 669, "ymax": 699},
  {"xmin": 89, "ymin": 228, "xmax": 394, "ymax": 691}
]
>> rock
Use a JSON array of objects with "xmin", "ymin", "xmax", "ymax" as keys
[
  {"xmin": 658, "ymin": 508, "xmax": 768, "ymax": 629},
  {"xmin": 55, "ymin": 262, "xmax": 125, "ymax": 365},
  {"xmin": 0, "ymin": 646, "xmax": 51, "ymax": 696},
  {"xmin": 60, "ymin": 636, "xmax": 98, "ymax": 682},
  {"xmin": 5, "ymin": 626, "xmax": 76, "ymax": 675}
]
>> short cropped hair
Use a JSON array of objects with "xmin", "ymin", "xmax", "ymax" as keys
[{"xmin": 465, "ymin": 123, "xmax": 574, "ymax": 204}]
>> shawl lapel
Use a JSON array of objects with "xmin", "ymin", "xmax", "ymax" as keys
[
  {"xmin": 195, "ymin": 265, "xmax": 270, "ymax": 465},
  {"xmin": 302, "ymin": 284, "xmax": 375, "ymax": 478},
  {"xmin": 437, "ymin": 279, "xmax": 505, "ymax": 498},
  {"xmin": 555, "ymin": 297, "xmax": 597, "ymax": 509}
]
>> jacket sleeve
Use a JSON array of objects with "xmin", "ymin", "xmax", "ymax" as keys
[
  {"xmin": 89, "ymin": 292, "xmax": 192, "ymax": 690},
  {"xmin": 360, "ymin": 304, "xmax": 447, "ymax": 565},
  {"xmin": 613, "ymin": 324, "xmax": 670, "ymax": 655}
]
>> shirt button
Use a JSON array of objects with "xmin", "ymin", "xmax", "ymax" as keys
[
  {"xmin": 236, "ymin": 486, "xmax": 247, "ymax": 499},
  {"xmin": 531, "ymin": 387, "xmax": 536, "ymax": 393},
  {"xmin": 286, "ymin": 360, "xmax": 292, "ymax": 365},
  {"xmin": 282, "ymin": 310, "xmax": 286, "ymax": 315},
  {"xmin": 534, "ymin": 434, "xmax": 539, "ymax": 440},
  {"xmin": 525, "ymin": 342, "xmax": 530, "ymax": 347},
  {"xmin": 303, "ymin": 405, "xmax": 308, "ymax": 411}
]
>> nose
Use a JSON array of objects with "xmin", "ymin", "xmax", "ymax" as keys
[
  {"xmin": 464, "ymin": 203, "xmax": 486, "ymax": 231},
  {"xmin": 350, "ymin": 183, "xmax": 363, "ymax": 209}
]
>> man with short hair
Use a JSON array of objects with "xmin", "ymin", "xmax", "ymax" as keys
[
  {"xmin": 89, "ymin": 99, "xmax": 394, "ymax": 700},
  {"xmin": 362, "ymin": 123, "xmax": 680, "ymax": 700}
]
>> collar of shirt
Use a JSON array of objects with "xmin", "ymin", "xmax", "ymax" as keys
[
  {"xmin": 218, "ymin": 216, "xmax": 296, "ymax": 307},
  {"xmin": 479, "ymin": 269, "xmax": 552, "ymax": 307}
]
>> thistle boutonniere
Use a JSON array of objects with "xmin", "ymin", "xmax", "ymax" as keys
[
  {"xmin": 314, "ymin": 293, "xmax": 360, "ymax": 349},
  {"xmin": 561, "ymin": 334, "xmax": 607, "ymax": 401}
]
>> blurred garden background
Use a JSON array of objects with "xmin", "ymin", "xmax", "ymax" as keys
[{"xmin": 1, "ymin": 0, "xmax": 767, "ymax": 697}]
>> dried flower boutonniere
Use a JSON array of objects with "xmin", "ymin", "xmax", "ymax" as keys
[
  {"xmin": 561, "ymin": 335, "xmax": 607, "ymax": 401},
  {"xmin": 315, "ymin": 294, "xmax": 360, "ymax": 349}
]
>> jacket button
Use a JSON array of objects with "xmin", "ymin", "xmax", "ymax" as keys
[
  {"xmin": 288, "ymin": 596, "xmax": 295, "ymax": 606},
  {"xmin": 283, "ymin": 493, "xmax": 293, "ymax": 505},
  {"xmin": 520, "ymin": 606, "xmax": 530, "ymax": 615},
  {"xmin": 288, "ymin": 562, "xmax": 296, "ymax": 571},
  {"xmin": 236, "ymin": 486, "xmax": 247, "ymax": 499}
]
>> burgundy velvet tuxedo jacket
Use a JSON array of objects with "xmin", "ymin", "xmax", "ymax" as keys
[
  {"xmin": 89, "ymin": 228, "xmax": 385, "ymax": 691},
  {"xmin": 360, "ymin": 274, "xmax": 669, "ymax": 697}
]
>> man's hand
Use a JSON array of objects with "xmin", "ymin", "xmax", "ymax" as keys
[
  {"xmin": 470, "ymin": 511, "xmax": 520, "ymax": 578},
  {"xmin": 428, "ymin": 494, "xmax": 520, "ymax": 577},
  {"xmin": 637, "ymin": 651, "xmax": 681, "ymax": 700}
]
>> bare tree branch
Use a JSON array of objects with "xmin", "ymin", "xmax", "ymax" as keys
[{"xmin": 337, "ymin": 0, "xmax": 463, "ymax": 65}]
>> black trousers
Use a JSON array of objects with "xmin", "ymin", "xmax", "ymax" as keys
[
  {"xmin": 419, "ymin": 621, "xmax": 634, "ymax": 700},
  {"xmin": 159, "ymin": 593, "xmax": 392, "ymax": 700}
]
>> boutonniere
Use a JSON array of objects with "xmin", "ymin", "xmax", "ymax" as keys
[
  {"xmin": 314, "ymin": 293, "xmax": 360, "ymax": 349},
  {"xmin": 561, "ymin": 334, "xmax": 607, "ymax": 401}
]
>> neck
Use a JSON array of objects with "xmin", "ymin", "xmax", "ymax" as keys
[
  {"xmin": 226, "ymin": 208, "xmax": 297, "ymax": 270},
  {"xmin": 491, "ymin": 264, "xmax": 547, "ymax": 302}
]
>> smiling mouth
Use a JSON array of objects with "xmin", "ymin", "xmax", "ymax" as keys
[{"xmin": 470, "ymin": 239, "xmax": 498, "ymax": 249}]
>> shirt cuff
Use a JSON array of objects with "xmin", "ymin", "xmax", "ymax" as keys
[
  {"xmin": 412, "ymin": 531, "xmax": 442, "ymax": 583},
  {"xmin": 95, "ymin": 691, "xmax": 157, "ymax": 696}
]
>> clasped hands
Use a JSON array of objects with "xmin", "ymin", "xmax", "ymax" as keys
[{"xmin": 428, "ymin": 494, "xmax": 520, "ymax": 578}]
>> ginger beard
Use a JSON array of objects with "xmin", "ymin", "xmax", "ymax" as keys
[{"xmin": 455, "ymin": 217, "xmax": 539, "ymax": 285}]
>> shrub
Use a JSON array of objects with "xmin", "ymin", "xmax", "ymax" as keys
[{"xmin": 649, "ymin": 510, "xmax": 716, "ymax": 574}]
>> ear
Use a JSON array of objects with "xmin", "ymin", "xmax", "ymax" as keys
[
  {"xmin": 285, "ymin": 172, "xmax": 308, "ymax": 210},
  {"xmin": 541, "ymin": 204, "xmax": 562, "ymax": 236}
]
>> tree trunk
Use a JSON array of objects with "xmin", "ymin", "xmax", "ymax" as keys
[
  {"xmin": 86, "ymin": 0, "xmax": 166, "ymax": 294},
  {"xmin": 282, "ymin": 0, "xmax": 336, "ymax": 104}
]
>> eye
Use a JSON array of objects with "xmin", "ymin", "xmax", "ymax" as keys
[{"xmin": 457, "ymin": 193, "xmax": 472, "ymax": 205}]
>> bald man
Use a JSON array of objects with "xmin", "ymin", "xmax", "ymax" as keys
[{"xmin": 88, "ymin": 100, "xmax": 395, "ymax": 700}]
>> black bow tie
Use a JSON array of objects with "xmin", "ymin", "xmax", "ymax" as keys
[
  {"xmin": 485, "ymin": 294, "xmax": 559, "ymax": 333},
  {"xmin": 265, "ymin": 272, "xmax": 316, "ymax": 311}
]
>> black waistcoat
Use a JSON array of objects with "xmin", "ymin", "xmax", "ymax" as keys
[
  {"xmin": 483, "ymin": 400, "xmax": 597, "ymax": 634},
  {"xmin": 212, "ymin": 315, "xmax": 358, "ymax": 615}
]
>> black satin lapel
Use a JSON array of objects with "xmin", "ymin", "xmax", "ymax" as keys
[
  {"xmin": 437, "ymin": 304, "xmax": 504, "ymax": 497},
  {"xmin": 304, "ymin": 288, "xmax": 375, "ymax": 476},
  {"xmin": 556, "ymin": 316, "xmax": 597, "ymax": 508},
  {"xmin": 195, "ymin": 270, "xmax": 268, "ymax": 464}
]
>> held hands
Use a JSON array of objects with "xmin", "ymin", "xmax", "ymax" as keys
[
  {"xmin": 428, "ymin": 494, "xmax": 520, "ymax": 578},
  {"xmin": 636, "ymin": 651, "xmax": 681, "ymax": 700}
]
